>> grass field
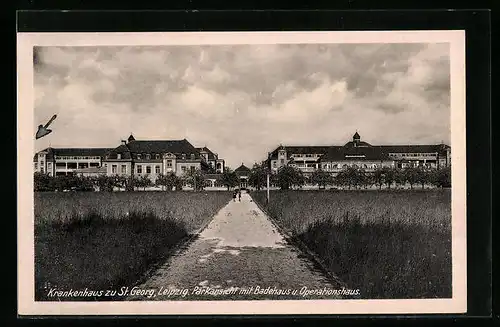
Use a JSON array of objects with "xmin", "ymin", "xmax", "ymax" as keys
[
  {"xmin": 251, "ymin": 189, "xmax": 452, "ymax": 299},
  {"xmin": 34, "ymin": 191, "xmax": 232, "ymax": 301}
]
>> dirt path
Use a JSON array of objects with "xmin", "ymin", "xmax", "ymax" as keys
[{"xmin": 126, "ymin": 192, "xmax": 343, "ymax": 301}]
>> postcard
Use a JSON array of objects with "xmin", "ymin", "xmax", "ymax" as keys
[{"xmin": 17, "ymin": 30, "xmax": 466, "ymax": 315}]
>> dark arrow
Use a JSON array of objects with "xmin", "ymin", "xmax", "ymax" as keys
[{"xmin": 36, "ymin": 114, "xmax": 57, "ymax": 140}]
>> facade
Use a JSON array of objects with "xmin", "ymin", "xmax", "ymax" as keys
[
  {"xmin": 33, "ymin": 147, "xmax": 112, "ymax": 177},
  {"xmin": 197, "ymin": 147, "xmax": 225, "ymax": 174},
  {"xmin": 34, "ymin": 134, "xmax": 226, "ymax": 183},
  {"xmin": 234, "ymin": 164, "xmax": 251, "ymax": 189},
  {"xmin": 267, "ymin": 132, "xmax": 451, "ymax": 177}
]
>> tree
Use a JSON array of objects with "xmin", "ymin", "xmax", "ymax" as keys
[
  {"xmin": 220, "ymin": 167, "xmax": 239, "ymax": 191},
  {"xmin": 393, "ymin": 168, "xmax": 406, "ymax": 189},
  {"xmin": 382, "ymin": 167, "xmax": 395, "ymax": 189},
  {"xmin": 404, "ymin": 167, "xmax": 419, "ymax": 190},
  {"xmin": 372, "ymin": 168, "xmax": 385, "ymax": 190},
  {"xmin": 135, "ymin": 175, "xmax": 152, "ymax": 191},
  {"xmin": 431, "ymin": 166, "xmax": 451, "ymax": 188},
  {"xmin": 183, "ymin": 168, "xmax": 205, "ymax": 191},
  {"xmin": 275, "ymin": 166, "xmax": 305, "ymax": 190},
  {"xmin": 415, "ymin": 166, "xmax": 430, "ymax": 189},
  {"xmin": 310, "ymin": 168, "xmax": 333, "ymax": 189},
  {"xmin": 156, "ymin": 172, "xmax": 182, "ymax": 191},
  {"xmin": 248, "ymin": 163, "xmax": 267, "ymax": 190},
  {"xmin": 34, "ymin": 172, "xmax": 54, "ymax": 191}
]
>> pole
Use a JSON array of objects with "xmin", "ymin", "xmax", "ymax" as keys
[{"xmin": 266, "ymin": 172, "xmax": 270, "ymax": 204}]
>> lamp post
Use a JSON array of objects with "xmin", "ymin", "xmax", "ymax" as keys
[{"xmin": 266, "ymin": 152, "xmax": 271, "ymax": 204}]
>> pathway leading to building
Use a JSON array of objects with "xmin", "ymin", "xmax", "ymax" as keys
[{"xmin": 126, "ymin": 192, "xmax": 342, "ymax": 301}]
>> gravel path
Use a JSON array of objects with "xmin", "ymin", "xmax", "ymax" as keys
[{"xmin": 126, "ymin": 192, "xmax": 343, "ymax": 301}]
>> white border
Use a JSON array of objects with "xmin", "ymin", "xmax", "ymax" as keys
[{"xmin": 17, "ymin": 30, "xmax": 467, "ymax": 315}]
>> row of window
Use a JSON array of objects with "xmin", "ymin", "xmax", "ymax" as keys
[
  {"xmin": 114, "ymin": 153, "xmax": 197, "ymax": 160},
  {"xmin": 55, "ymin": 156, "xmax": 101, "ymax": 160},
  {"xmin": 389, "ymin": 153, "xmax": 437, "ymax": 157}
]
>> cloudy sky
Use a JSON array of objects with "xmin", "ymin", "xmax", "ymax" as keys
[{"xmin": 34, "ymin": 43, "xmax": 450, "ymax": 169}]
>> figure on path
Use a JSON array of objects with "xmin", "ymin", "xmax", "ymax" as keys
[
  {"xmin": 238, "ymin": 190, "xmax": 241, "ymax": 202},
  {"xmin": 233, "ymin": 190, "xmax": 237, "ymax": 202}
]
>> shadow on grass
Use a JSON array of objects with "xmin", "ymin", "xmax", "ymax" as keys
[
  {"xmin": 35, "ymin": 211, "xmax": 188, "ymax": 301},
  {"xmin": 292, "ymin": 216, "xmax": 452, "ymax": 299}
]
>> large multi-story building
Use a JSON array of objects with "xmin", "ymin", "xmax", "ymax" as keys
[
  {"xmin": 33, "ymin": 147, "xmax": 112, "ymax": 177},
  {"xmin": 33, "ymin": 134, "xmax": 226, "ymax": 182},
  {"xmin": 267, "ymin": 132, "xmax": 451, "ymax": 177}
]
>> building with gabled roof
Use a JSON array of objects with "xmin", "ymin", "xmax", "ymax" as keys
[
  {"xmin": 33, "ymin": 134, "xmax": 226, "ymax": 183},
  {"xmin": 266, "ymin": 131, "xmax": 451, "ymax": 177},
  {"xmin": 234, "ymin": 163, "xmax": 252, "ymax": 189}
]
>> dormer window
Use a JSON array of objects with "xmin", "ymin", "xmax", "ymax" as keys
[
  {"xmin": 117, "ymin": 153, "xmax": 121, "ymax": 160},
  {"xmin": 146, "ymin": 154, "xmax": 151, "ymax": 160},
  {"xmin": 182, "ymin": 153, "xmax": 186, "ymax": 159},
  {"xmin": 137, "ymin": 154, "xmax": 142, "ymax": 160},
  {"xmin": 155, "ymin": 154, "xmax": 160, "ymax": 160},
  {"xmin": 190, "ymin": 153, "xmax": 195, "ymax": 160}
]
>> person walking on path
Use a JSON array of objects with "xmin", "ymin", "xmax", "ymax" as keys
[
  {"xmin": 233, "ymin": 190, "xmax": 237, "ymax": 202},
  {"xmin": 238, "ymin": 190, "xmax": 242, "ymax": 202}
]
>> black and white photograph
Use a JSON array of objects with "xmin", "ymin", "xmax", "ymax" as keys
[{"xmin": 17, "ymin": 31, "xmax": 466, "ymax": 315}]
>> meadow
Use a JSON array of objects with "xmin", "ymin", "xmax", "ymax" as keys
[
  {"xmin": 251, "ymin": 189, "xmax": 452, "ymax": 299},
  {"xmin": 34, "ymin": 191, "xmax": 232, "ymax": 301}
]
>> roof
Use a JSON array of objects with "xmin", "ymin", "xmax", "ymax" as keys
[
  {"xmin": 353, "ymin": 131, "xmax": 360, "ymax": 139},
  {"xmin": 106, "ymin": 139, "xmax": 201, "ymax": 160},
  {"xmin": 269, "ymin": 141, "xmax": 450, "ymax": 163},
  {"xmin": 344, "ymin": 141, "xmax": 372, "ymax": 147},
  {"xmin": 322, "ymin": 146, "xmax": 391, "ymax": 161},
  {"xmin": 197, "ymin": 147, "xmax": 217, "ymax": 160},
  {"xmin": 126, "ymin": 139, "xmax": 197, "ymax": 154},
  {"xmin": 234, "ymin": 164, "xmax": 251, "ymax": 174},
  {"xmin": 34, "ymin": 147, "xmax": 112, "ymax": 161}
]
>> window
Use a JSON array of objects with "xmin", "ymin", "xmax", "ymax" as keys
[
  {"xmin": 190, "ymin": 166, "xmax": 195, "ymax": 172},
  {"xmin": 112, "ymin": 165, "xmax": 117, "ymax": 174},
  {"xmin": 137, "ymin": 165, "xmax": 142, "ymax": 174},
  {"xmin": 155, "ymin": 154, "xmax": 160, "ymax": 160},
  {"xmin": 146, "ymin": 166, "xmax": 151, "ymax": 174},
  {"xmin": 190, "ymin": 154, "xmax": 195, "ymax": 160},
  {"xmin": 117, "ymin": 154, "xmax": 121, "ymax": 160},
  {"xmin": 146, "ymin": 154, "xmax": 151, "ymax": 160},
  {"xmin": 67, "ymin": 162, "xmax": 77, "ymax": 169},
  {"xmin": 121, "ymin": 165, "xmax": 126, "ymax": 174},
  {"xmin": 137, "ymin": 154, "xmax": 142, "ymax": 160},
  {"xmin": 306, "ymin": 154, "xmax": 313, "ymax": 158},
  {"xmin": 181, "ymin": 166, "xmax": 186, "ymax": 172},
  {"xmin": 167, "ymin": 160, "xmax": 172, "ymax": 167},
  {"xmin": 182, "ymin": 154, "xmax": 186, "ymax": 159},
  {"xmin": 40, "ymin": 167, "xmax": 44, "ymax": 173},
  {"xmin": 34, "ymin": 163, "xmax": 38, "ymax": 170},
  {"xmin": 273, "ymin": 162, "xmax": 277, "ymax": 168},
  {"xmin": 280, "ymin": 159, "xmax": 285, "ymax": 164},
  {"xmin": 155, "ymin": 165, "xmax": 160, "ymax": 174}
]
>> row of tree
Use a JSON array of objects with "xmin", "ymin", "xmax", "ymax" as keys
[
  {"xmin": 34, "ymin": 170, "xmax": 204, "ymax": 192},
  {"xmin": 245, "ymin": 164, "xmax": 451, "ymax": 190},
  {"xmin": 34, "ymin": 164, "xmax": 451, "ymax": 192}
]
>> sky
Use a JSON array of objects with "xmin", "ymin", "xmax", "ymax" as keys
[{"xmin": 34, "ymin": 43, "xmax": 450, "ymax": 169}]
